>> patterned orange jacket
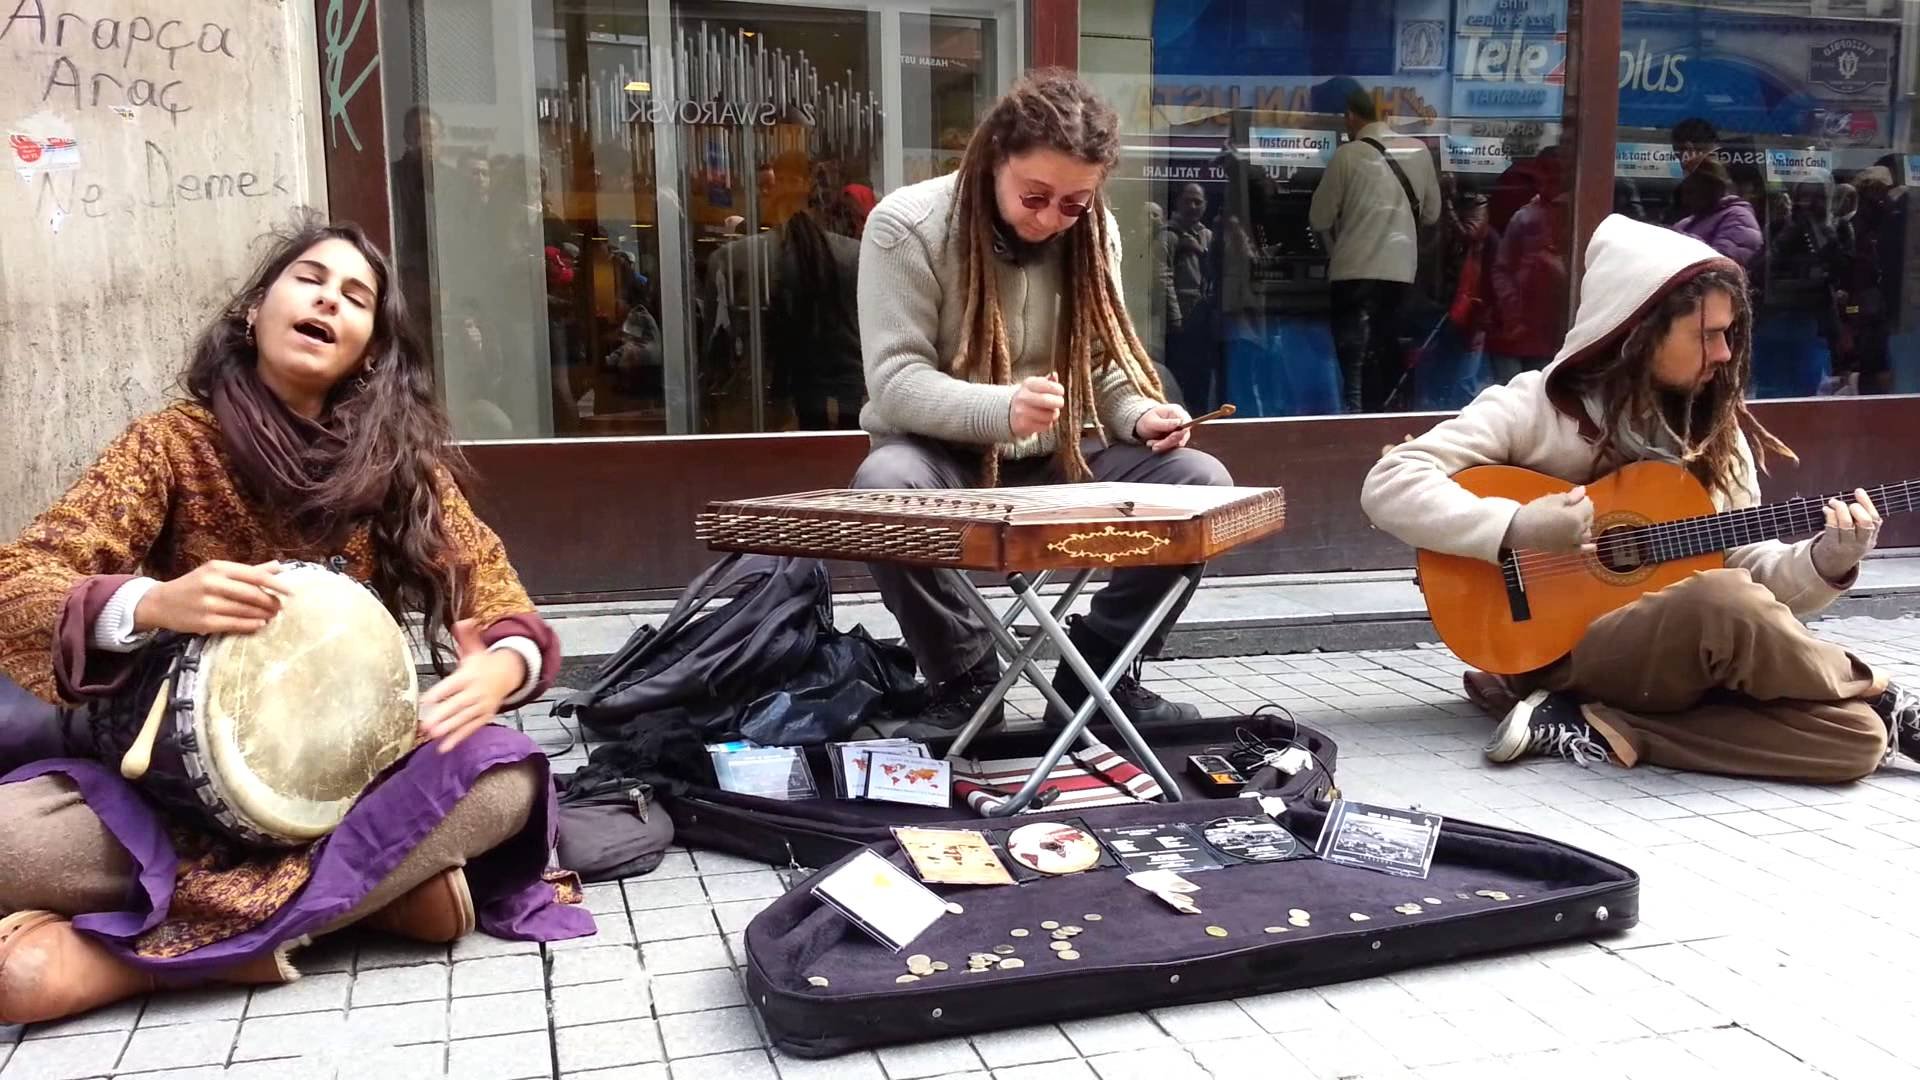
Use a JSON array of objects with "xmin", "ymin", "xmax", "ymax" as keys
[{"xmin": 0, "ymin": 402, "xmax": 553, "ymax": 703}]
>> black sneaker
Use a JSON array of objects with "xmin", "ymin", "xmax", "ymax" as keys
[
  {"xmin": 895, "ymin": 653, "xmax": 1004, "ymax": 739},
  {"xmin": 1049, "ymin": 617, "xmax": 1200, "ymax": 728},
  {"xmin": 1484, "ymin": 690, "xmax": 1610, "ymax": 766},
  {"xmin": 1871, "ymin": 682, "xmax": 1920, "ymax": 763}
]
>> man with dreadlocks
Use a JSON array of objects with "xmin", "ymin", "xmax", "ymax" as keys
[
  {"xmin": 1363, "ymin": 214, "xmax": 1918, "ymax": 783},
  {"xmin": 852, "ymin": 69, "xmax": 1232, "ymax": 735}
]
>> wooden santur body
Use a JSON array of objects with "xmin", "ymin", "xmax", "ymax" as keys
[{"xmin": 696, "ymin": 482, "xmax": 1287, "ymax": 572}]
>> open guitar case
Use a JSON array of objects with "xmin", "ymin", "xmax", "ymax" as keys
[
  {"xmin": 656, "ymin": 711, "xmax": 1341, "ymax": 870},
  {"xmin": 744, "ymin": 795, "xmax": 1641, "ymax": 1057}
]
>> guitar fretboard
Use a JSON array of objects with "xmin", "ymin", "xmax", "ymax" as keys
[{"xmin": 1638, "ymin": 478, "xmax": 1919, "ymax": 564}]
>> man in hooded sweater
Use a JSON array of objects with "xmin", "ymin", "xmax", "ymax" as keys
[{"xmin": 1362, "ymin": 214, "xmax": 1917, "ymax": 783}]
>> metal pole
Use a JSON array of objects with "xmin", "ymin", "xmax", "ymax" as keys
[{"xmin": 947, "ymin": 570, "xmax": 1100, "ymax": 757}]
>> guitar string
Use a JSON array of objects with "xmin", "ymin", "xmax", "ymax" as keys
[
  {"xmin": 1499, "ymin": 480, "xmax": 1918, "ymax": 577},
  {"xmin": 1503, "ymin": 485, "xmax": 1916, "ymax": 581},
  {"xmin": 1499, "ymin": 499, "xmax": 1912, "ymax": 586},
  {"xmin": 1495, "ymin": 493, "xmax": 1918, "ymax": 586}
]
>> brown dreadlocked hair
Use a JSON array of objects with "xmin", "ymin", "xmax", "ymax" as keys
[
  {"xmin": 948, "ymin": 68, "xmax": 1164, "ymax": 484},
  {"xmin": 1557, "ymin": 268, "xmax": 1794, "ymax": 499}
]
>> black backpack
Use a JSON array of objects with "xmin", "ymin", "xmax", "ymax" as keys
[{"xmin": 552, "ymin": 552, "xmax": 923, "ymax": 745}]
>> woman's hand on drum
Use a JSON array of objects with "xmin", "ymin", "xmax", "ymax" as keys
[
  {"xmin": 134, "ymin": 561, "xmax": 289, "ymax": 635},
  {"xmin": 419, "ymin": 619, "xmax": 527, "ymax": 752}
]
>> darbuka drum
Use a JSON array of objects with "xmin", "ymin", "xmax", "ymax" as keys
[{"xmin": 66, "ymin": 561, "xmax": 419, "ymax": 847}]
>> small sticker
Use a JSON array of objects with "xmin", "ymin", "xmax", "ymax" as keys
[
  {"xmin": 9, "ymin": 133, "xmax": 81, "ymax": 173},
  {"xmin": 110, "ymin": 106, "xmax": 138, "ymax": 121}
]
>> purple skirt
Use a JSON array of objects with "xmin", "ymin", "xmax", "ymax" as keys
[{"xmin": 0, "ymin": 677, "xmax": 595, "ymax": 976}]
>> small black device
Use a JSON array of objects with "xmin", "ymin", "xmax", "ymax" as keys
[{"xmin": 1187, "ymin": 753, "xmax": 1246, "ymax": 792}]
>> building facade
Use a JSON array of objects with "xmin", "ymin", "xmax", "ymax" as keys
[{"xmin": 10, "ymin": 0, "xmax": 1912, "ymax": 597}]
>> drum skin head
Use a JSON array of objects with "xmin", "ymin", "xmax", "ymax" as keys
[{"xmin": 193, "ymin": 563, "xmax": 419, "ymax": 842}]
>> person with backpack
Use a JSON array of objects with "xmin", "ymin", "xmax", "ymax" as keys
[
  {"xmin": 1308, "ymin": 81, "xmax": 1443, "ymax": 412},
  {"xmin": 851, "ymin": 69, "xmax": 1231, "ymax": 736}
]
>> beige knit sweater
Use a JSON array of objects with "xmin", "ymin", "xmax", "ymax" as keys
[
  {"xmin": 855, "ymin": 173, "xmax": 1159, "ymax": 459},
  {"xmin": 1361, "ymin": 214, "xmax": 1847, "ymax": 618}
]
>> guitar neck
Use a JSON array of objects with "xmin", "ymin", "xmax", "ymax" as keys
[{"xmin": 1644, "ymin": 478, "xmax": 1920, "ymax": 563}]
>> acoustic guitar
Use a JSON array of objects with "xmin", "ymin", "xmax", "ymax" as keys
[{"xmin": 1414, "ymin": 460, "xmax": 1916, "ymax": 675}]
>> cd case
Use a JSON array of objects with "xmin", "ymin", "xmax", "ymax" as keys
[
  {"xmin": 810, "ymin": 849, "xmax": 950, "ymax": 951},
  {"xmin": 706, "ymin": 743, "xmax": 818, "ymax": 802},
  {"xmin": 828, "ymin": 738, "xmax": 927, "ymax": 798},
  {"xmin": 988, "ymin": 818, "xmax": 1120, "ymax": 883},
  {"xmin": 1314, "ymin": 799, "xmax": 1442, "ymax": 879},
  {"xmin": 891, "ymin": 826, "xmax": 1015, "ymax": 886}
]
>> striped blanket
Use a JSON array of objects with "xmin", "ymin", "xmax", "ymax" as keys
[{"xmin": 950, "ymin": 739, "xmax": 1164, "ymax": 816}]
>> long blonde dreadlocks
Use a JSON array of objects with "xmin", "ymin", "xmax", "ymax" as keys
[
  {"xmin": 947, "ymin": 69, "xmax": 1165, "ymax": 485},
  {"xmin": 1560, "ymin": 268, "xmax": 1795, "ymax": 498}
]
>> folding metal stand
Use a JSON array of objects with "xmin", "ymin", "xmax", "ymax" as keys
[{"xmin": 944, "ymin": 566, "xmax": 1199, "ymax": 816}]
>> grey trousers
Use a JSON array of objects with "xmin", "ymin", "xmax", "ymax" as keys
[{"xmin": 851, "ymin": 435, "xmax": 1234, "ymax": 683}]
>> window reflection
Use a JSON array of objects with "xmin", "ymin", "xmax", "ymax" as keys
[
  {"xmin": 1615, "ymin": 1, "xmax": 1919, "ymax": 399},
  {"xmin": 389, "ymin": 0, "xmax": 1012, "ymax": 440},
  {"xmin": 1087, "ymin": 0, "xmax": 1577, "ymax": 418}
]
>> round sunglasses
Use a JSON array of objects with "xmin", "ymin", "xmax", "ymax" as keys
[{"xmin": 1018, "ymin": 191, "xmax": 1093, "ymax": 218}]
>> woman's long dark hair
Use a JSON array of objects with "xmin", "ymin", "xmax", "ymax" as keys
[
  {"xmin": 1557, "ymin": 268, "xmax": 1793, "ymax": 498},
  {"xmin": 182, "ymin": 216, "xmax": 471, "ymax": 670},
  {"xmin": 948, "ymin": 67, "xmax": 1164, "ymax": 484}
]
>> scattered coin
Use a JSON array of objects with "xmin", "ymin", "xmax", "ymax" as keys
[
  {"xmin": 1263, "ymin": 926, "xmax": 1288, "ymax": 934},
  {"xmin": 1288, "ymin": 908, "xmax": 1309, "ymax": 919},
  {"xmin": 1394, "ymin": 903, "xmax": 1424, "ymax": 915},
  {"xmin": 806, "ymin": 975, "xmax": 830, "ymax": 987},
  {"xmin": 1084, "ymin": 913, "xmax": 1103, "ymax": 922},
  {"xmin": 1455, "ymin": 893, "xmax": 1471, "ymax": 900},
  {"xmin": 1052, "ymin": 930, "xmax": 1071, "ymax": 940},
  {"xmin": 896, "ymin": 974, "xmax": 920, "ymax": 984},
  {"xmin": 1010, "ymin": 928, "xmax": 1030, "ymax": 938},
  {"xmin": 1423, "ymin": 897, "xmax": 1443, "ymax": 905},
  {"xmin": 1050, "ymin": 941, "xmax": 1074, "ymax": 953},
  {"xmin": 1288, "ymin": 916, "xmax": 1311, "ymax": 926},
  {"xmin": 994, "ymin": 945, "xmax": 1016, "ymax": 955},
  {"xmin": 1205, "ymin": 925, "xmax": 1229, "ymax": 938},
  {"xmin": 1474, "ymin": 889, "xmax": 1512, "ymax": 901},
  {"xmin": 1064, "ymin": 925, "xmax": 1084, "ymax": 934},
  {"xmin": 1041, "ymin": 920, "xmax": 1060, "ymax": 930},
  {"xmin": 946, "ymin": 902, "xmax": 964, "ymax": 915},
  {"xmin": 1000, "ymin": 957, "xmax": 1026, "ymax": 969},
  {"xmin": 932, "ymin": 961, "xmax": 950, "ymax": 972},
  {"xmin": 1349, "ymin": 913, "xmax": 1371, "ymax": 922},
  {"xmin": 1059, "ymin": 949, "xmax": 1082, "ymax": 960},
  {"xmin": 907, "ymin": 953, "xmax": 931, "ymax": 970}
]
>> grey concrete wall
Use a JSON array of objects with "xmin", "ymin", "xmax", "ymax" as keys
[{"xmin": 0, "ymin": 0, "xmax": 326, "ymax": 535}]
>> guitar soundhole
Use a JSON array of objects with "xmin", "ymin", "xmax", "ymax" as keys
[{"xmin": 1594, "ymin": 525, "xmax": 1649, "ymax": 575}]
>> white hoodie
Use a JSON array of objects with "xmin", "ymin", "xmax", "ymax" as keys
[{"xmin": 1360, "ymin": 213, "xmax": 1847, "ymax": 617}]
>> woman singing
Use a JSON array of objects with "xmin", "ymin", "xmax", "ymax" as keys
[{"xmin": 0, "ymin": 218, "xmax": 593, "ymax": 1023}]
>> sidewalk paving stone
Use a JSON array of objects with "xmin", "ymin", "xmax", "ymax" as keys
[{"xmin": 11, "ymin": 615, "xmax": 1920, "ymax": 1079}]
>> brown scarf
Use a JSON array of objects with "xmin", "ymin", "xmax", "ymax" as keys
[{"xmin": 209, "ymin": 367, "xmax": 384, "ymax": 547}]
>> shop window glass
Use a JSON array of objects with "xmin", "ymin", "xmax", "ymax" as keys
[
  {"xmin": 1615, "ymin": 0, "xmax": 1920, "ymax": 399},
  {"xmin": 387, "ymin": 0, "xmax": 1018, "ymax": 440},
  {"xmin": 1085, "ymin": 0, "xmax": 1579, "ymax": 416}
]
